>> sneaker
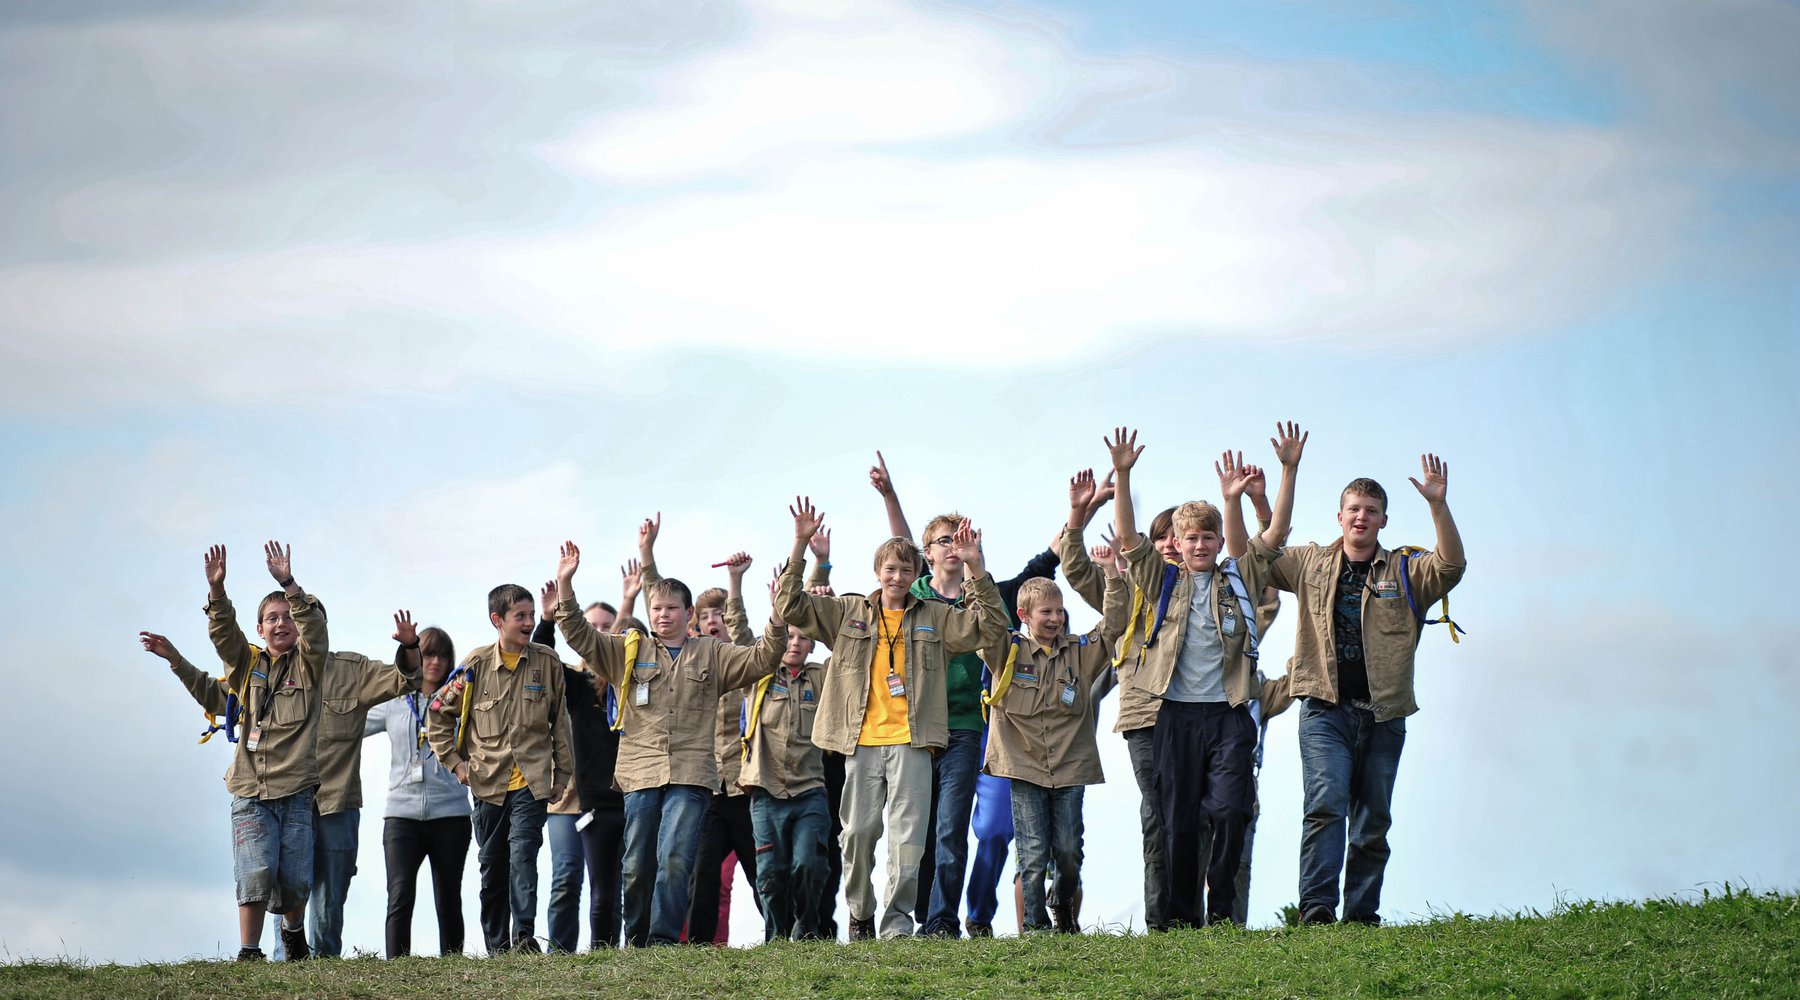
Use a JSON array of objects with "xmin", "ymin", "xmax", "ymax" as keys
[
  {"xmin": 235, "ymin": 946, "xmax": 265, "ymax": 963},
  {"xmin": 512, "ymin": 936, "xmax": 543, "ymax": 954},
  {"xmin": 964, "ymin": 919, "xmax": 994, "ymax": 938},
  {"xmin": 848, "ymin": 917, "xmax": 877, "ymax": 941},
  {"xmin": 279, "ymin": 922, "xmax": 310, "ymax": 961},
  {"xmin": 1298, "ymin": 905, "xmax": 1337, "ymax": 926}
]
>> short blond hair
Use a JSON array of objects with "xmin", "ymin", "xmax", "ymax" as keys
[
  {"xmin": 1172, "ymin": 501, "xmax": 1222, "ymax": 536},
  {"xmin": 1016, "ymin": 577, "xmax": 1062, "ymax": 616},
  {"xmin": 922, "ymin": 513, "xmax": 963, "ymax": 548},
  {"xmin": 694, "ymin": 587, "xmax": 727, "ymax": 615},
  {"xmin": 873, "ymin": 536, "xmax": 923, "ymax": 575}
]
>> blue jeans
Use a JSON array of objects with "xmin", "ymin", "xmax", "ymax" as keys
[
  {"xmin": 1010, "ymin": 782, "xmax": 1084, "ymax": 932},
  {"xmin": 471, "ymin": 789, "xmax": 549, "ymax": 953},
  {"xmin": 621, "ymin": 784, "xmax": 710, "ymax": 946},
  {"xmin": 271, "ymin": 807, "xmax": 359, "ymax": 960},
  {"xmin": 1298, "ymin": 699, "xmax": 1406, "ymax": 923},
  {"xmin": 964, "ymin": 769, "xmax": 1013, "ymax": 925},
  {"xmin": 921, "ymin": 729, "xmax": 981, "ymax": 936},
  {"xmin": 547, "ymin": 813, "xmax": 585, "ymax": 952},
  {"xmin": 749, "ymin": 788, "xmax": 831, "ymax": 941},
  {"xmin": 231, "ymin": 788, "xmax": 315, "ymax": 912}
]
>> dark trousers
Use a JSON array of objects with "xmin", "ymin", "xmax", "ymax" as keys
[
  {"xmin": 471, "ymin": 789, "xmax": 548, "ymax": 953},
  {"xmin": 1154, "ymin": 700, "xmax": 1256, "ymax": 928},
  {"xmin": 382, "ymin": 815, "xmax": 472, "ymax": 957},
  {"xmin": 581, "ymin": 806, "xmax": 626, "ymax": 948},
  {"xmin": 686, "ymin": 791, "xmax": 761, "ymax": 943},
  {"xmin": 817, "ymin": 751, "xmax": 846, "ymax": 939}
]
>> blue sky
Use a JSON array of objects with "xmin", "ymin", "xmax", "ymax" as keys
[{"xmin": 0, "ymin": 0, "xmax": 1796, "ymax": 963}]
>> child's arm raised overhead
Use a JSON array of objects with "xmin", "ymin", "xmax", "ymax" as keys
[
  {"xmin": 637, "ymin": 513, "xmax": 663, "ymax": 585},
  {"xmin": 1218, "ymin": 450, "xmax": 1254, "ymax": 560},
  {"xmin": 1107, "ymin": 427, "xmax": 1145, "ymax": 553},
  {"xmin": 776, "ymin": 497, "xmax": 848, "ymax": 644},
  {"xmin": 1410, "ymin": 452, "xmax": 1464, "ymax": 566},
  {"xmin": 267, "ymin": 541, "xmax": 327, "ymax": 683},
  {"xmin": 552, "ymin": 541, "xmax": 628, "ymax": 683},
  {"xmin": 869, "ymin": 451, "xmax": 912, "ymax": 541},
  {"xmin": 617, "ymin": 558, "xmax": 643, "ymax": 632},
  {"xmin": 1061, "ymin": 468, "xmax": 1108, "ymax": 613},
  {"xmin": 806, "ymin": 522, "xmax": 833, "ymax": 590},
  {"xmin": 941, "ymin": 519, "xmax": 1007, "ymax": 655},
  {"xmin": 723, "ymin": 551, "xmax": 757, "ymax": 646},
  {"xmin": 202, "ymin": 544, "xmax": 256, "ymax": 689},
  {"xmin": 1264, "ymin": 420, "xmax": 1308, "ymax": 549}
]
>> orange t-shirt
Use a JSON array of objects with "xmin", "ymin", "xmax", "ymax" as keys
[{"xmin": 858, "ymin": 607, "xmax": 911, "ymax": 746}]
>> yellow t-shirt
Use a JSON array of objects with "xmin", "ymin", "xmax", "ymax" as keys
[
  {"xmin": 500, "ymin": 648, "xmax": 528, "ymax": 791},
  {"xmin": 859, "ymin": 607, "xmax": 912, "ymax": 746}
]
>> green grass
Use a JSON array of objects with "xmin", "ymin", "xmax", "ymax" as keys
[{"xmin": 5, "ymin": 889, "xmax": 1796, "ymax": 999}]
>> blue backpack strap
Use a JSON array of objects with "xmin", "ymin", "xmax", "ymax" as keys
[
  {"xmin": 1144, "ymin": 568, "xmax": 1181, "ymax": 648},
  {"xmin": 1219, "ymin": 558, "xmax": 1261, "ymax": 661},
  {"xmin": 1398, "ymin": 548, "xmax": 1467, "ymax": 641}
]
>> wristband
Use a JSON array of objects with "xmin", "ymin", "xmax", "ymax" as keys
[
  {"xmin": 277, "ymin": 577, "xmax": 295, "ymax": 588},
  {"xmin": 817, "ymin": 560, "xmax": 832, "ymax": 571},
  {"xmin": 401, "ymin": 640, "xmax": 421, "ymax": 650}
]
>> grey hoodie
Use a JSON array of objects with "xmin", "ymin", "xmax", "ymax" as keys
[{"xmin": 364, "ymin": 694, "xmax": 471, "ymax": 821}]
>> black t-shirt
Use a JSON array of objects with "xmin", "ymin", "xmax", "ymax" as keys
[{"xmin": 1333, "ymin": 558, "xmax": 1373, "ymax": 703}]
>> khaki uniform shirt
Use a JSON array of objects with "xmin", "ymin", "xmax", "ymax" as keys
[
  {"xmin": 1254, "ymin": 535, "xmax": 1466, "ymax": 722},
  {"xmin": 316, "ymin": 651, "xmax": 421, "ymax": 815},
  {"xmin": 208, "ymin": 588, "xmax": 329, "ymax": 801},
  {"xmin": 425, "ymin": 641, "xmax": 575, "ymax": 806},
  {"xmin": 774, "ymin": 558, "xmax": 1006, "ymax": 756},
  {"xmin": 737, "ymin": 660, "xmax": 828, "ymax": 798},
  {"xmin": 1060, "ymin": 527, "xmax": 1161, "ymax": 734},
  {"xmin": 984, "ymin": 574, "xmax": 1130, "ymax": 788},
  {"xmin": 711, "ymin": 598, "xmax": 759, "ymax": 796},
  {"xmin": 1125, "ymin": 540, "xmax": 1276, "ymax": 711},
  {"xmin": 555, "ymin": 597, "xmax": 787, "ymax": 794}
]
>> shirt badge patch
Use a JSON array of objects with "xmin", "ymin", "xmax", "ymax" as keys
[
  {"xmin": 849, "ymin": 619, "xmax": 867, "ymax": 631},
  {"xmin": 1374, "ymin": 580, "xmax": 1400, "ymax": 598}
]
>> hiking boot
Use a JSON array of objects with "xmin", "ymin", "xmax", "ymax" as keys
[
  {"xmin": 848, "ymin": 917, "xmax": 877, "ymax": 941},
  {"xmin": 1298, "ymin": 905, "xmax": 1337, "ymax": 926},
  {"xmin": 965, "ymin": 919, "xmax": 994, "ymax": 938},
  {"xmin": 1052, "ymin": 901, "xmax": 1080, "ymax": 935},
  {"xmin": 511, "ymin": 935, "xmax": 543, "ymax": 954},
  {"xmin": 279, "ymin": 922, "xmax": 310, "ymax": 961},
  {"xmin": 235, "ymin": 946, "xmax": 265, "ymax": 963}
]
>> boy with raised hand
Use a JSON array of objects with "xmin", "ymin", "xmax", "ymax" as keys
[
  {"xmin": 983, "ymin": 545, "xmax": 1131, "ymax": 933},
  {"xmin": 191, "ymin": 542, "xmax": 329, "ymax": 961},
  {"xmin": 1107, "ymin": 427, "xmax": 1297, "ymax": 929},
  {"xmin": 1254, "ymin": 453, "xmax": 1465, "ymax": 927},
  {"xmin": 738, "ymin": 578, "xmax": 832, "ymax": 941},
  {"xmin": 425, "ymin": 583, "xmax": 573, "ymax": 955},
  {"xmin": 551, "ymin": 540, "xmax": 789, "ymax": 947},
  {"xmin": 774, "ymin": 499, "xmax": 1006, "ymax": 940}
]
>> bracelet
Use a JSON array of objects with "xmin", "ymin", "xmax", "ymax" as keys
[
  {"xmin": 401, "ymin": 640, "xmax": 421, "ymax": 650},
  {"xmin": 817, "ymin": 561, "xmax": 832, "ymax": 570},
  {"xmin": 277, "ymin": 577, "xmax": 295, "ymax": 588}
]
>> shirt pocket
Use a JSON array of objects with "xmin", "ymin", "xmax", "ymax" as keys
[
  {"xmin": 797, "ymin": 700, "xmax": 817, "ymax": 740},
  {"xmin": 910, "ymin": 625, "xmax": 943, "ymax": 672},
  {"xmin": 270, "ymin": 684, "xmax": 308, "ymax": 727},
  {"xmin": 321, "ymin": 697, "xmax": 360, "ymax": 740}
]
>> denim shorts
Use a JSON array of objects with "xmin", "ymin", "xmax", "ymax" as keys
[{"xmin": 231, "ymin": 787, "xmax": 316, "ymax": 910}]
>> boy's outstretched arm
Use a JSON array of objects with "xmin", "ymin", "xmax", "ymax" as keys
[
  {"xmin": 777, "ymin": 497, "xmax": 846, "ymax": 644},
  {"xmin": 1264, "ymin": 420, "xmax": 1308, "ymax": 549},
  {"xmin": 1216, "ymin": 450, "xmax": 1254, "ymax": 559},
  {"xmin": 723, "ymin": 551, "xmax": 757, "ymax": 645},
  {"xmin": 1107, "ymin": 427, "xmax": 1145, "ymax": 552},
  {"xmin": 617, "ymin": 559, "xmax": 643, "ymax": 632},
  {"xmin": 1410, "ymin": 453, "xmax": 1464, "ymax": 565},
  {"xmin": 1060, "ymin": 469, "xmax": 1106, "ymax": 613},
  {"xmin": 552, "ymin": 541, "xmax": 627, "ymax": 682},
  {"xmin": 870, "ymin": 451, "xmax": 911, "ymax": 540},
  {"xmin": 141, "ymin": 631, "xmax": 231, "ymax": 714},
  {"xmin": 637, "ymin": 513, "xmax": 663, "ymax": 584},
  {"xmin": 266, "ymin": 541, "xmax": 327, "ymax": 679},
  {"xmin": 202, "ymin": 545, "xmax": 255, "ymax": 687}
]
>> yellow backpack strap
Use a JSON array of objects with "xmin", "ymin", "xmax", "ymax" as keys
[
  {"xmin": 979, "ymin": 636, "xmax": 1023, "ymax": 722},
  {"xmin": 200, "ymin": 644, "xmax": 257, "ymax": 745},
  {"xmin": 740, "ymin": 673, "xmax": 776, "ymax": 762},
  {"xmin": 1112, "ymin": 588, "xmax": 1148, "ymax": 668},
  {"xmin": 611, "ymin": 630, "xmax": 643, "ymax": 733}
]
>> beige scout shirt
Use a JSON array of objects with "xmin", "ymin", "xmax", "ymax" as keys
[
  {"xmin": 555, "ymin": 597, "xmax": 787, "ymax": 795},
  {"xmin": 1252, "ymin": 535, "xmax": 1466, "ymax": 722},
  {"xmin": 316, "ymin": 651, "xmax": 421, "ymax": 815},
  {"xmin": 711, "ymin": 598, "xmax": 760, "ymax": 796},
  {"xmin": 1059, "ymin": 527, "xmax": 1159, "ymax": 734},
  {"xmin": 774, "ymin": 557, "xmax": 1006, "ymax": 757},
  {"xmin": 425, "ymin": 641, "xmax": 574, "ymax": 806},
  {"xmin": 737, "ymin": 659, "xmax": 828, "ymax": 798},
  {"xmin": 207, "ymin": 588, "xmax": 329, "ymax": 801},
  {"xmin": 984, "ymin": 574, "xmax": 1130, "ymax": 788},
  {"xmin": 1124, "ymin": 539, "xmax": 1276, "ymax": 711}
]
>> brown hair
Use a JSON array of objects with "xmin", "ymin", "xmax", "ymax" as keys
[
  {"xmin": 256, "ymin": 591, "xmax": 291, "ymax": 623},
  {"xmin": 419, "ymin": 626, "xmax": 455, "ymax": 664},
  {"xmin": 921, "ymin": 513, "xmax": 963, "ymax": 549},
  {"xmin": 1148, "ymin": 505, "xmax": 1178, "ymax": 544},
  {"xmin": 647, "ymin": 578, "xmax": 693, "ymax": 608},
  {"xmin": 1340, "ymin": 478, "xmax": 1388, "ymax": 511},
  {"xmin": 873, "ymin": 536, "xmax": 924, "ymax": 575},
  {"xmin": 1172, "ymin": 501, "xmax": 1222, "ymax": 536},
  {"xmin": 694, "ymin": 587, "xmax": 727, "ymax": 615},
  {"xmin": 584, "ymin": 601, "xmax": 617, "ymax": 615},
  {"xmin": 487, "ymin": 583, "xmax": 533, "ymax": 619},
  {"xmin": 617, "ymin": 615, "xmax": 648, "ymax": 635}
]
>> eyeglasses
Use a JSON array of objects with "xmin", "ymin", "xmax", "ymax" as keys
[
  {"xmin": 928, "ymin": 536, "xmax": 955, "ymax": 548},
  {"xmin": 260, "ymin": 612, "xmax": 295, "ymax": 625}
]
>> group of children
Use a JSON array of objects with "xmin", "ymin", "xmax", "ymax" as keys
[{"xmin": 141, "ymin": 421, "xmax": 1466, "ymax": 958}]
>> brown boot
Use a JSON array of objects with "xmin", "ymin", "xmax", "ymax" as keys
[{"xmin": 1052, "ymin": 900, "xmax": 1080, "ymax": 935}]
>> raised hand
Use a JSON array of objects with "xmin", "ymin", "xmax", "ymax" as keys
[
  {"xmin": 621, "ymin": 558, "xmax": 643, "ymax": 602},
  {"xmin": 264, "ymin": 540, "xmax": 293, "ymax": 585},
  {"xmin": 869, "ymin": 451, "xmax": 896, "ymax": 497},
  {"xmin": 808, "ymin": 584, "xmax": 836, "ymax": 597},
  {"xmin": 393, "ymin": 610, "xmax": 418, "ymax": 646},
  {"xmin": 638, "ymin": 513, "xmax": 661, "ymax": 557},
  {"xmin": 1088, "ymin": 470, "xmax": 1117, "ymax": 514},
  {"xmin": 767, "ymin": 576, "xmax": 785, "ymax": 627},
  {"xmin": 1271, "ymin": 420, "xmax": 1309, "ymax": 468},
  {"xmin": 139, "ymin": 631, "xmax": 180, "ymax": 664},
  {"xmin": 1409, "ymin": 453, "xmax": 1449, "ymax": 504},
  {"xmin": 540, "ymin": 580, "xmax": 559, "ymax": 619},
  {"xmin": 1069, "ymin": 468, "xmax": 1098, "ymax": 512},
  {"xmin": 724, "ymin": 551, "xmax": 753, "ymax": 581},
  {"xmin": 808, "ymin": 523, "xmax": 832, "ymax": 563},
  {"xmin": 204, "ymin": 545, "xmax": 227, "ymax": 593},
  {"xmin": 1105, "ymin": 427, "xmax": 1143, "ymax": 472},
  {"xmin": 1242, "ymin": 463, "xmax": 1267, "ymax": 501},
  {"xmin": 1089, "ymin": 543, "xmax": 1119, "ymax": 577},
  {"xmin": 1214, "ymin": 450, "xmax": 1250, "ymax": 501},
  {"xmin": 790, "ymin": 496, "xmax": 824, "ymax": 541},
  {"xmin": 557, "ymin": 541, "xmax": 582, "ymax": 582},
  {"xmin": 951, "ymin": 517, "xmax": 985, "ymax": 575}
]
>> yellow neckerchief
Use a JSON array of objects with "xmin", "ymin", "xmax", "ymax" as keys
[
  {"xmin": 1392, "ymin": 546, "xmax": 1463, "ymax": 643},
  {"xmin": 739, "ymin": 667, "xmax": 786, "ymax": 762},
  {"xmin": 979, "ymin": 635, "xmax": 1025, "ymax": 722},
  {"xmin": 1112, "ymin": 589, "xmax": 1151, "ymax": 669},
  {"xmin": 455, "ymin": 660, "xmax": 476, "ymax": 753},
  {"xmin": 610, "ymin": 630, "xmax": 644, "ymax": 732},
  {"xmin": 199, "ymin": 642, "xmax": 259, "ymax": 745}
]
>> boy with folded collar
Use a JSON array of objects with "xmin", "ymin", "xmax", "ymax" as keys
[
  {"xmin": 1252, "ymin": 454, "xmax": 1465, "ymax": 927},
  {"xmin": 551, "ymin": 538, "xmax": 789, "ymax": 947},
  {"xmin": 774, "ymin": 498, "xmax": 1007, "ymax": 940},
  {"xmin": 425, "ymin": 583, "xmax": 574, "ymax": 955},
  {"xmin": 1107, "ymin": 427, "xmax": 1298, "ymax": 929},
  {"xmin": 982, "ymin": 550, "xmax": 1131, "ymax": 933},
  {"xmin": 183, "ymin": 542, "xmax": 329, "ymax": 962}
]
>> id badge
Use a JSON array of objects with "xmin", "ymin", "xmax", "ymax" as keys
[
  {"xmin": 575, "ymin": 810, "xmax": 595, "ymax": 832},
  {"xmin": 887, "ymin": 673, "xmax": 906, "ymax": 698},
  {"xmin": 245, "ymin": 727, "xmax": 263, "ymax": 753},
  {"xmin": 1060, "ymin": 683, "xmax": 1077, "ymax": 708},
  {"xmin": 1221, "ymin": 613, "xmax": 1238, "ymax": 636},
  {"xmin": 635, "ymin": 681, "xmax": 650, "ymax": 707},
  {"xmin": 406, "ymin": 761, "xmax": 425, "ymax": 784}
]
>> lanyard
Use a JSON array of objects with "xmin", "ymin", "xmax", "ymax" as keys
[
  {"xmin": 407, "ymin": 693, "xmax": 433, "ymax": 754},
  {"xmin": 252, "ymin": 653, "xmax": 295, "ymax": 728},
  {"xmin": 877, "ymin": 611, "xmax": 903, "ymax": 676}
]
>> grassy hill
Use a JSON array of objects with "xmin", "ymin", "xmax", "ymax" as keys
[{"xmin": 4, "ymin": 888, "xmax": 1794, "ymax": 999}]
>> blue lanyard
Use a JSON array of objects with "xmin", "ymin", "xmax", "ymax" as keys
[{"xmin": 407, "ymin": 693, "xmax": 434, "ymax": 757}]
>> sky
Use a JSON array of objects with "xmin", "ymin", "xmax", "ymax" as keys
[{"xmin": 1, "ymin": 0, "xmax": 1796, "ymax": 964}]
